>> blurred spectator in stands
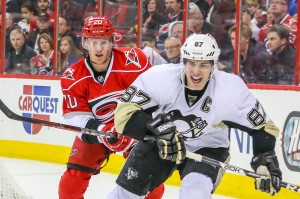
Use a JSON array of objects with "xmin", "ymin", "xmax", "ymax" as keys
[
  {"xmin": 293, "ymin": 13, "xmax": 297, "ymax": 20},
  {"xmin": 6, "ymin": 28, "xmax": 36, "ymax": 74},
  {"xmin": 262, "ymin": 24, "xmax": 295, "ymax": 84},
  {"xmin": 6, "ymin": 0, "xmax": 20, "ymax": 13},
  {"xmin": 38, "ymin": 0, "xmax": 53, "ymax": 13},
  {"xmin": 161, "ymin": 36, "xmax": 181, "ymax": 64},
  {"xmin": 1, "ymin": 13, "xmax": 18, "ymax": 55},
  {"xmin": 258, "ymin": 0, "xmax": 297, "ymax": 47},
  {"xmin": 158, "ymin": 0, "xmax": 183, "ymax": 42},
  {"xmin": 142, "ymin": 32, "xmax": 161, "ymax": 54},
  {"xmin": 123, "ymin": 35, "xmax": 137, "ymax": 48},
  {"xmin": 168, "ymin": 21, "xmax": 183, "ymax": 41},
  {"xmin": 164, "ymin": 0, "xmax": 183, "ymax": 22},
  {"xmin": 143, "ymin": 46, "xmax": 168, "ymax": 65},
  {"xmin": 83, "ymin": 0, "xmax": 98, "ymax": 21},
  {"xmin": 104, "ymin": 0, "xmax": 138, "ymax": 35},
  {"xmin": 287, "ymin": 0, "xmax": 297, "ymax": 16},
  {"xmin": 253, "ymin": 9, "xmax": 268, "ymax": 28},
  {"xmin": 6, "ymin": 0, "xmax": 21, "ymax": 21},
  {"xmin": 57, "ymin": 36, "xmax": 81, "ymax": 75},
  {"xmin": 189, "ymin": 0, "xmax": 210, "ymax": 20},
  {"xmin": 142, "ymin": 0, "xmax": 166, "ymax": 34},
  {"xmin": 227, "ymin": 24, "xmax": 269, "ymax": 83},
  {"xmin": 130, "ymin": 0, "xmax": 167, "ymax": 35},
  {"xmin": 244, "ymin": 0, "xmax": 263, "ymax": 24},
  {"xmin": 208, "ymin": 0, "xmax": 235, "ymax": 62},
  {"xmin": 27, "ymin": 12, "xmax": 53, "ymax": 53},
  {"xmin": 17, "ymin": 2, "xmax": 38, "ymax": 37},
  {"xmin": 242, "ymin": 6, "xmax": 260, "ymax": 40},
  {"xmin": 123, "ymin": 35, "xmax": 167, "ymax": 65},
  {"xmin": 187, "ymin": 3, "xmax": 217, "ymax": 37},
  {"xmin": 59, "ymin": 0, "xmax": 84, "ymax": 32},
  {"xmin": 30, "ymin": 0, "xmax": 55, "ymax": 33},
  {"xmin": 30, "ymin": 33, "xmax": 54, "ymax": 75},
  {"xmin": 267, "ymin": 6, "xmax": 275, "ymax": 23},
  {"xmin": 58, "ymin": 17, "xmax": 80, "ymax": 48}
]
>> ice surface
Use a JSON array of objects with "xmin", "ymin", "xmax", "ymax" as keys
[{"xmin": 0, "ymin": 157, "xmax": 235, "ymax": 199}]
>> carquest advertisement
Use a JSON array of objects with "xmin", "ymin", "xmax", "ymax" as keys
[{"xmin": 0, "ymin": 77, "xmax": 299, "ymax": 199}]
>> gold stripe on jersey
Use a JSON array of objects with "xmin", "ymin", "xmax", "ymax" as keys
[
  {"xmin": 115, "ymin": 102, "xmax": 141, "ymax": 134},
  {"xmin": 257, "ymin": 120, "xmax": 279, "ymax": 137},
  {"xmin": 212, "ymin": 122, "xmax": 228, "ymax": 129}
]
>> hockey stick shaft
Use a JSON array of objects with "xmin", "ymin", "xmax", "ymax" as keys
[
  {"xmin": 186, "ymin": 151, "xmax": 300, "ymax": 193},
  {"xmin": 0, "ymin": 99, "xmax": 113, "ymax": 138},
  {"xmin": 2, "ymin": 100, "xmax": 299, "ymax": 193}
]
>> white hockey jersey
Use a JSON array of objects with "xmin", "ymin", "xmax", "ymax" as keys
[{"xmin": 119, "ymin": 63, "xmax": 278, "ymax": 152}]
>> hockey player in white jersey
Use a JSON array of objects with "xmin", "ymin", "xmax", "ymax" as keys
[{"xmin": 107, "ymin": 33, "xmax": 282, "ymax": 199}]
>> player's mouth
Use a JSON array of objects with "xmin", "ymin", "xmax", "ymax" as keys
[
  {"xmin": 191, "ymin": 76, "xmax": 202, "ymax": 83},
  {"xmin": 95, "ymin": 54, "xmax": 103, "ymax": 58}
]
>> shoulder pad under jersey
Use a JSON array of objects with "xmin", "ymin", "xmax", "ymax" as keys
[
  {"xmin": 111, "ymin": 47, "xmax": 151, "ymax": 72},
  {"xmin": 61, "ymin": 58, "xmax": 91, "ymax": 90}
]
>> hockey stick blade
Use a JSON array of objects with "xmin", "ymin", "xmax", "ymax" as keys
[
  {"xmin": 0, "ymin": 99, "xmax": 113, "ymax": 138},
  {"xmin": 186, "ymin": 151, "xmax": 300, "ymax": 193}
]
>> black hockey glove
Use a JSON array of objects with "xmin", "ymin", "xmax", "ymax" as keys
[
  {"xmin": 250, "ymin": 151, "xmax": 282, "ymax": 196},
  {"xmin": 146, "ymin": 114, "xmax": 186, "ymax": 164}
]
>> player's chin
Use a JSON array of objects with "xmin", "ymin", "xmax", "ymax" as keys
[{"xmin": 189, "ymin": 80, "xmax": 205, "ymax": 90}]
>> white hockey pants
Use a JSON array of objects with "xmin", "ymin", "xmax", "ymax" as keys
[
  {"xmin": 179, "ymin": 172, "xmax": 213, "ymax": 199},
  {"xmin": 106, "ymin": 184, "xmax": 144, "ymax": 199}
]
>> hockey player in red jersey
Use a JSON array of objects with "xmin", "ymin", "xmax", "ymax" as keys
[{"xmin": 58, "ymin": 16, "xmax": 164, "ymax": 199}]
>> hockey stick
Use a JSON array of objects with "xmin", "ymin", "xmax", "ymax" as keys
[
  {"xmin": 1, "ymin": 100, "xmax": 299, "ymax": 193},
  {"xmin": 186, "ymin": 151, "xmax": 300, "ymax": 193},
  {"xmin": 0, "ymin": 99, "xmax": 114, "ymax": 138}
]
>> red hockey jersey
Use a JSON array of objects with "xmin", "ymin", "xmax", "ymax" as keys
[{"xmin": 61, "ymin": 47, "xmax": 151, "ymax": 125}]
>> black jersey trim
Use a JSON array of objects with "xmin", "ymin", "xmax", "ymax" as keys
[
  {"xmin": 223, "ymin": 120, "xmax": 276, "ymax": 155},
  {"xmin": 122, "ymin": 110, "xmax": 152, "ymax": 141},
  {"xmin": 184, "ymin": 80, "xmax": 209, "ymax": 106}
]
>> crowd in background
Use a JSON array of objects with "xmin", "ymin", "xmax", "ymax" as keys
[{"xmin": 0, "ymin": 0, "xmax": 298, "ymax": 85}]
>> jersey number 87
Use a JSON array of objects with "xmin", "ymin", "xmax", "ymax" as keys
[{"xmin": 121, "ymin": 85, "xmax": 151, "ymax": 106}]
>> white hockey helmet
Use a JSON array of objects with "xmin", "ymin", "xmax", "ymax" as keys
[{"xmin": 180, "ymin": 33, "xmax": 220, "ymax": 62}]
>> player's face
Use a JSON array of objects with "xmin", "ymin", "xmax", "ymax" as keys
[
  {"xmin": 87, "ymin": 37, "xmax": 113, "ymax": 69},
  {"xmin": 185, "ymin": 60, "xmax": 213, "ymax": 90}
]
